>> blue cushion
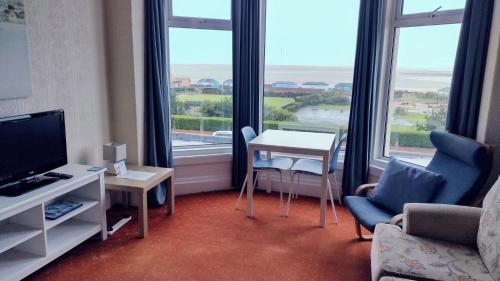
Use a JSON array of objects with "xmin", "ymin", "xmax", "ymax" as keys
[
  {"xmin": 344, "ymin": 196, "xmax": 394, "ymax": 232},
  {"xmin": 368, "ymin": 159, "xmax": 445, "ymax": 214},
  {"xmin": 428, "ymin": 131, "xmax": 493, "ymax": 205},
  {"xmin": 430, "ymin": 131, "xmax": 490, "ymax": 169}
]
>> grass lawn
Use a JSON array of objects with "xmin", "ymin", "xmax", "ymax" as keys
[
  {"xmin": 317, "ymin": 104, "xmax": 351, "ymax": 110},
  {"xmin": 177, "ymin": 94, "xmax": 229, "ymax": 103},
  {"xmin": 177, "ymin": 94, "xmax": 295, "ymax": 108},
  {"xmin": 265, "ymin": 97, "xmax": 295, "ymax": 108},
  {"xmin": 398, "ymin": 112, "xmax": 426, "ymax": 124}
]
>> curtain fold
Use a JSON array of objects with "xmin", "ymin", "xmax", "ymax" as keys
[
  {"xmin": 231, "ymin": 0, "xmax": 261, "ymax": 188},
  {"xmin": 342, "ymin": 0, "xmax": 384, "ymax": 196},
  {"xmin": 145, "ymin": 0, "xmax": 173, "ymax": 207},
  {"xmin": 446, "ymin": 0, "xmax": 494, "ymax": 138}
]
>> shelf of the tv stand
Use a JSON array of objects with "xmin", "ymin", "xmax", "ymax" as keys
[
  {"xmin": 0, "ymin": 223, "xmax": 43, "ymax": 255},
  {"xmin": 44, "ymin": 196, "xmax": 99, "ymax": 230}
]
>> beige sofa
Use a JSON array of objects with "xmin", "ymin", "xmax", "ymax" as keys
[{"xmin": 371, "ymin": 177, "xmax": 500, "ymax": 281}]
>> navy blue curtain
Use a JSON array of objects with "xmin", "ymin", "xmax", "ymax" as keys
[
  {"xmin": 231, "ymin": 0, "xmax": 261, "ymax": 188},
  {"xmin": 145, "ymin": 0, "xmax": 173, "ymax": 207},
  {"xmin": 446, "ymin": 0, "xmax": 494, "ymax": 138},
  {"xmin": 342, "ymin": 0, "xmax": 384, "ymax": 196}
]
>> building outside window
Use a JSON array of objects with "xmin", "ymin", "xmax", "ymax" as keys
[
  {"xmin": 167, "ymin": 0, "xmax": 233, "ymax": 148},
  {"xmin": 379, "ymin": 0, "xmax": 465, "ymax": 166}
]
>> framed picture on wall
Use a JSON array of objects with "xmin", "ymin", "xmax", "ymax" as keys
[{"xmin": 0, "ymin": 0, "xmax": 32, "ymax": 100}]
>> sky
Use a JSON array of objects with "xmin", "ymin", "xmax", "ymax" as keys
[{"xmin": 169, "ymin": 0, "xmax": 465, "ymax": 70}]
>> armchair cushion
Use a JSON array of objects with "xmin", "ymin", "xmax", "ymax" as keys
[
  {"xmin": 344, "ymin": 196, "xmax": 394, "ymax": 232},
  {"xmin": 403, "ymin": 203, "xmax": 482, "ymax": 247},
  {"xmin": 371, "ymin": 224, "xmax": 493, "ymax": 281},
  {"xmin": 478, "ymin": 177, "xmax": 500, "ymax": 281},
  {"xmin": 368, "ymin": 159, "xmax": 445, "ymax": 214}
]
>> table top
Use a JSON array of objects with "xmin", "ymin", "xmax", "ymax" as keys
[
  {"xmin": 104, "ymin": 165, "xmax": 174, "ymax": 192},
  {"xmin": 249, "ymin": 130, "xmax": 336, "ymax": 154}
]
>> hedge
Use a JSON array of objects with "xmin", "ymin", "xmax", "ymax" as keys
[
  {"xmin": 172, "ymin": 115, "xmax": 232, "ymax": 132},
  {"xmin": 390, "ymin": 130, "xmax": 432, "ymax": 148},
  {"xmin": 171, "ymin": 115, "xmax": 433, "ymax": 148}
]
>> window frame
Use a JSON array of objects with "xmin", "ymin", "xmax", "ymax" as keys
[
  {"xmin": 371, "ymin": 0, "xmax": 464, "ymax": 168},
  {"xmin": 167, "ymin": 0, "xmax": 232, "ymax": 31},
  {"xmin": 166, "ymin": 0, "xmax": 233, "ymax": 153}
]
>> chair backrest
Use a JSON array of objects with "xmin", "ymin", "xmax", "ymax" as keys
[
  {"xmin": 241, "ymin": 126, "xmax": 260, "ymax": 162},
  {"xmin": 426, "ymin": 131, "xmax": 494, "ymax": 205},
  {"xmin": 329, "ymin": 133, "xmax": 348, "ymax": 173}
]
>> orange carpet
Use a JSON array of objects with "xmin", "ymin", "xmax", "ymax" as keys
[{"xmin": 27, "ymin": 191, "xmax": 372, "ymax": 281}]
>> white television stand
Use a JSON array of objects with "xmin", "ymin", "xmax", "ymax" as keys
[{"xmin": 0, "ymin": 164, "xmax": 107, "ymax": 281}]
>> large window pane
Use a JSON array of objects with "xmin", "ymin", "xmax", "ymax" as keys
[
  {"xmin": 169, "ymin": 28, "xmax": 232, "ymax": 147},
  {"xmin": 263, "ymin": 0, "xmax": 360, "ymax": 154},
  {"xmin": 171, "ymin": 0, "xmax": 231, "ymax": 20},
  {"xmin": 402, "ymin": 0, "xmax": 465, "ymax": 14},
  {"xmin": 384, "ymin": 24, "xmax": 461, "ymax": 166}
]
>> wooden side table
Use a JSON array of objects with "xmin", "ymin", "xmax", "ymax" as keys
[{"xmin": 104, "ymin": 165, "xmax": 175, "ymax": 238}]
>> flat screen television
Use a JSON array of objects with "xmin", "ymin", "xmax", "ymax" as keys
[{"xmin": 0, "ymin": 110, "xmax": 67, "ymax": 188}]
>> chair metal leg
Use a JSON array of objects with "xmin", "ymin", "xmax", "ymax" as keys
[
  {"xmin": 327, "ymin": 179, "xmax": 339, "ymax": 224},
  {"xmin": 234, "ymin": 175, "xmax": 248, "ymax": 210},
  {"xmin": 234, "ymin": 172, "xmax": 258, "ymax": 210},
  {"xmin": 279, "ymin": 172, "xmax": 284, "ymax": 216},
  {"xmin": 355, "ymin": 221, "xmax": 373, "ymax": 241},
  {"xmin": 286, "ymin": 173, "xmax": 296, "ymax": 217},
  {"xmin": 294, "ymin": 174, "xmax": 301, "ymax": 199},
  {"xmin": 333, "ymin": 172, "xmax": 342, "ymax": 205}
]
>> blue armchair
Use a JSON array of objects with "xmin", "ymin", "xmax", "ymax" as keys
[{"xmin": 345, "ymin": 131, "xmax": 494, "ymax": 240}]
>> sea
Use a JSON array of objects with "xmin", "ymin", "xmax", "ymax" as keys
[{"xmin": 171, "ymin": 64, "xmax": 453, "ymax": 93}]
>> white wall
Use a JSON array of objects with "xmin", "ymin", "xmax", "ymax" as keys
[
  {"xmin": 0, "ymin": 0, "xmax": 111, "ymax": 165},
  {"xmin": 104, "ymin": 0, "xmax": 145, "ymax": 165}
]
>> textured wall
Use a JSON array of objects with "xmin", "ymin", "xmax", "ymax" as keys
[
  {"xmin": 0, "ymin": 0, "xmax": 111, "ymax": 165},
  {"xmin": 104, "ymin": 0, "xmax": 145, "ymax": 165}
]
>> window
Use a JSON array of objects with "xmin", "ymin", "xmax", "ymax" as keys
[
  {"xmin": 171, "ymin": 0, "xmax": 231, "ymax": 20},
  {"xmin": 167, "ymin": 1, "xmax": 232, "ymax": 148},
  {"xmin": 402, "ymin": 0, "xmax": 465, "ymax": 15},
  {"xmin": 376, "ymin": 0, "xmax": 464, "ymax": 166},
  {"xmin": 262, "ymin": 0, "xmax": 360, "ymax": 155}
]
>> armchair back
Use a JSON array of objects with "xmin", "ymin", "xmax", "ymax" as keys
[{"xmin": 426, "ymin": 131, "xmax": 493, "ymax": 205}]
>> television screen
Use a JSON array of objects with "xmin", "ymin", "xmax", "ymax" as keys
[{"xmin": 0, "ymin": 110, "xmax": 67, "ymax": 187}]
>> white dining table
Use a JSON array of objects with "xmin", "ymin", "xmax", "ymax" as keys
[{"xmin": 246, "ymin": 129, "xmax": 336, "ymax": 227}]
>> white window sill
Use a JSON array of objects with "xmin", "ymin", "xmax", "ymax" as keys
[{"xmin": 173, "ymin": 144, "xmax": 232, "ymax": 158}]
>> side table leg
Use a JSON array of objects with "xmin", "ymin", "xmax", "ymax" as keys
[
  {"xmin": 167, "ymin": 174, "xmax": 175, "ymax": 215},
  {"xmin": 138, "ymin": 192, "xmax": 148, "ymax": 238}
]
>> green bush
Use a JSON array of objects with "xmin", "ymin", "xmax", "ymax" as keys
[
  {"xmin": 172, "ymin": 115, "xmax": 232, "ymax": 131},
  {"xmin": 390, "ymin": 130, "xmax": 432, "ymax": 148},
  {"xmin": 263, "ymin": 106, "xmax": 296, "ymax": 122},
  {"xmin": 263, "ymin": 120, "xmax": 280, "ymax": 130}
]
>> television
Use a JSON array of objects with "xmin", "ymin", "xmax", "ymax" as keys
[{"xmin": 0, "ymin": 110, "xmax": 68, "ymax": 189}]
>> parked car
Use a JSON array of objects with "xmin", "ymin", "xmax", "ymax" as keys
[{"xmin": 212, "ymin": 131, "xmax": 232, "ymax": 138}]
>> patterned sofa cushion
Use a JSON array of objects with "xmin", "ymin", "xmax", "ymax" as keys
[
  {"xmin": 372, "ymin": 224, "xmax": 494, "ymax": 281},
  {"xmin": 478, "ymin": 177, "xmax": 500, "ymax": 281}
]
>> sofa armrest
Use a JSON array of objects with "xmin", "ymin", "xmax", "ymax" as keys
[
  {"xmin": 355, "ymin": 183, "xmax": 377, "ymax": 196},
  {"xmin": 403, "ymin": 203, "xmax": 482, "ymax": 247},
  {"xmin": 390, "ymin": 214, "xmax": 403, "ymax": 225}
]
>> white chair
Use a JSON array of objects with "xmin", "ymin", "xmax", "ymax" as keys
[
  {"xmin": 285, "ymin": 134, "xmax": 347, "ymax": 224},
  {"xmin": 234, "ymin": 126, "xmax": 294, "ymax": 214}
]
